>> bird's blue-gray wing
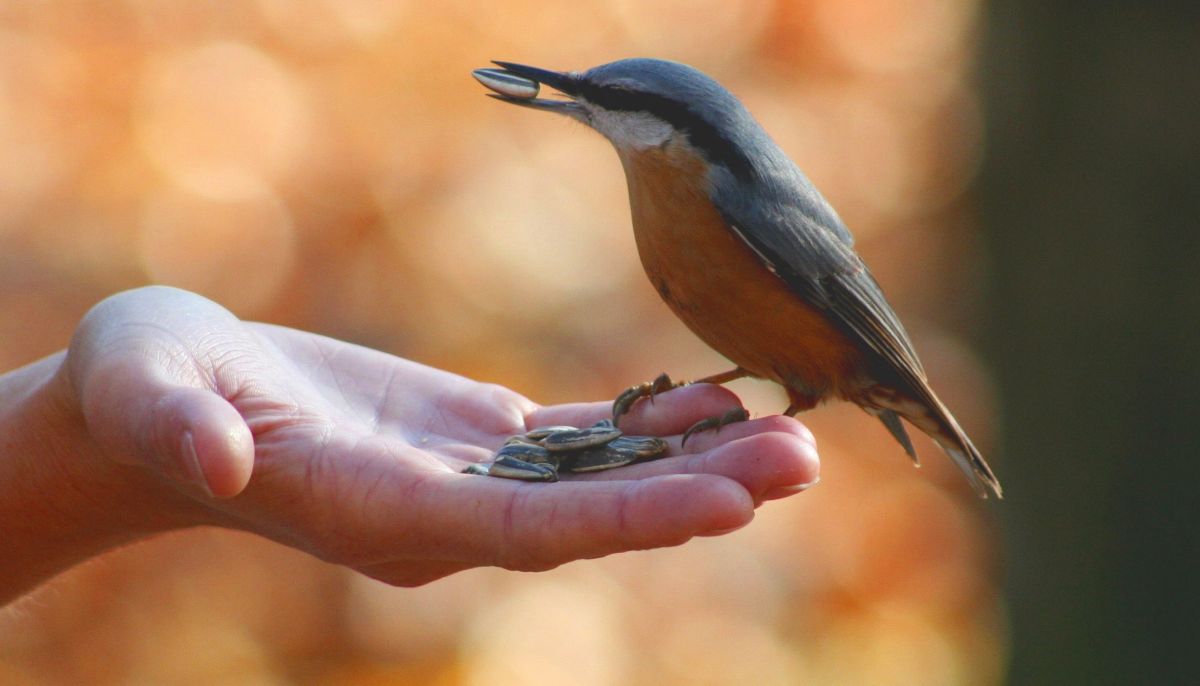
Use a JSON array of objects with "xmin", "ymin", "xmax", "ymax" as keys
[
  {"xmin": 712, "ymin": 176, "xmax": 927, "ymax": 386},
  {"xmin": 713, "ymin": 176, "xmax": 1003, "ymax": 496}
]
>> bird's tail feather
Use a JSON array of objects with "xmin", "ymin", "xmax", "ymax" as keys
[
  {"xmin": 864, "ymin": 387, "xmax": 1002, "ymax": 499},
  {"xmin": 869, "ymin": 408, "xmax": 918, "ymax": 464}
]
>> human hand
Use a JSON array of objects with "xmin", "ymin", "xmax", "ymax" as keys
[{"xmin": 27, "ymin": 286, "xmax": 818, "ymax": 591}]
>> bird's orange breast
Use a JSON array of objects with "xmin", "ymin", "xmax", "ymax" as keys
[{"xmin": 619, "ymin": 142, "xmax": 864, "ymax": 400}]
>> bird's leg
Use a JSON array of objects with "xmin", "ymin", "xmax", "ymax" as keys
[
  {"xmin": 612, "ymin": 373, "xmax": 682, "ymax": 427},
  {"xmin": 679, "ymin": 384, "xmax": 818, "ymax": 448},
  {"xmin": 612, "ymin": 367, "xmax": 751, "ymax": 428},
  {"xmin": 679, "ymin": 382, "xmax": 820, "ymax": 447},
  {"xmin": 674, "ymin": 367, "xmax": 755, "ymax": 444},
  {"xmin": 680, "ymin": 407, "xmax": 751, "ymax": 447},
  {"xmin": 693, "ymin": 367, "xmax": 753, "ymax": 386},
  {"xmin": 784, "ymin": 388, "xmax": 819, "ymax": 416}
]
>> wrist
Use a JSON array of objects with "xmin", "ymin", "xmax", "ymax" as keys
[{"xmin": 0, "ymin": 353, "xmax": 202, "ymax": 603}]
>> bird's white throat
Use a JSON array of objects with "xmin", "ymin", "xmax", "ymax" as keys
[{"xmin": 586, "ymin": 106, "xmax": 674, "ymax": 150}]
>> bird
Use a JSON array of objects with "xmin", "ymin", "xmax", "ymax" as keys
[{"xmin": 472, "ymin": 58, "xmax": 1002, "ymax": 498}]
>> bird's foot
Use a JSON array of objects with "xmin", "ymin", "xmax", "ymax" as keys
[
  {"xmin": 681, "ymin": 407, "xmax": 751, "ymax": 447},
  {"xmin": 612, "ymin": 373, "xmax": 686, "ymax": 427}
]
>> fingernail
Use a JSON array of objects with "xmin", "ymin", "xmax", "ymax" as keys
[
  {"xmin": 699, "ymin": 520, "xmax": 752, "ymax": 537},
  {"xmin": 762, "ymin": 476, "xmax": 821, "ymax": 500},
  {"xmin": 179, "ymin": 430, "xmax": 215, "ymax": 498}
]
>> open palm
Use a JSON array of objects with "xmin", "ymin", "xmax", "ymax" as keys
[{"xmin": 66, "ymin": 287, "xmax": 819, "ymax": 587}]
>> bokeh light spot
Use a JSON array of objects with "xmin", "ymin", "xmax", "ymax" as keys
[
  {"xmin": 0, "ymin": 32, "xmax": 71, "ymax": 231},
  {"xmin": 813, "ymin": 0, "xmax": 980, "ymax": 73},
  {"xmin": 612, "ymin": 0, "xmax": 773, "ymax": 62},
  {"xmin": 257, "ymin": 0, "xmax": 408, "ymax": 48},
  {"xmin": 138, "ymin": 183, "xmax": 296, "ymax": 314},
  {"xmin": 657, "ymin": 611, "xmax": 808, "ymax": 685},
  {"xmin": 420, "ymin": 133, "xmax": 636, "ymax": 315},
  {"xmin": 135, "ymin": 41, "xmax": 310, "ymax": 199},
  {"xmin": 461, "ymin": 580, "xmax": 629, "ymax": 686}
]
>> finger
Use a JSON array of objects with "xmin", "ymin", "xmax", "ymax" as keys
[
  {"xmin": 520, "ymin": 400, "xmax": 610, "ymax": 433},
  {"xmin": 164, "ymin": 388, "xmax": 255, "ymax": 498},
  {"xmin": 65, "ymin": 288, "xmax": 262, "ymax": 497},
  {"xmin": 357, "ymin": 559, "xmax": 477, "ymax": 588},
  {"xmin": 79, "ymin": 355, "xmax": 255, "ymax": 498},
  {"xmin": 389, "ymin": 468, "xmax": 754, "ymax": 572},
  {"xmin": 664, "ymin": 412, "xmax": 816, "ymax": 455},
  {"xmin": 526, "ymin": 384, "xmax": 744, "ymax": 435},
  {"xmin": 567, "ymin": 417, "xmax": 820, "ymax": 502}
]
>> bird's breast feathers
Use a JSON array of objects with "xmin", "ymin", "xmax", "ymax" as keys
[{"xmin": 620, "ymin": 142, "xmax": 865, "ymax": 397}]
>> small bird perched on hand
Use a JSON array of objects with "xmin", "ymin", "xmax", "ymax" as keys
[{"xmin": 473, "ymin": 58, "xmax": 1001, "ymax": 498}]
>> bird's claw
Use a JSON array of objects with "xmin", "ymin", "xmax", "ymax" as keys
[
  {"xmin": 681, "ymin": 407, "xmax": 750, "ymax": 447},
  {"xmin": 612, "ymin": 372, "xmax": 685, "ymax": 427}
]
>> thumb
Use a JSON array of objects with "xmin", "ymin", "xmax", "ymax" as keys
[
  {"xmin": 65, "ymin": 288, "xmax": 257, "ymax": 498},
  {"xmin": 79, "ymin": 357, "xmax": 255, "ymax": 499}
]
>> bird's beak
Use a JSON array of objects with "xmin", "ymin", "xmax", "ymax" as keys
[{"xmin": 473, "ymin": 61, "xmax": 585, "ymax": 120}]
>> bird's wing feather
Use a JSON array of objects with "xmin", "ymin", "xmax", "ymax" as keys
[
  {"xmin": 716, "ymin": 180, "xmax": 1002, "ymax": 498},
  {"xmin": 821, "ymin": 265, "xmax": 926, "ymax": 381},
  {"xmin": 718, "ymin": 193, "xmax": 927, "ymax": 391}
]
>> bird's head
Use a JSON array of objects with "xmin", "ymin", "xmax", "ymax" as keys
[{"xmin": 475, "ymin": 58, "xmax": 763, "ymax": 180}]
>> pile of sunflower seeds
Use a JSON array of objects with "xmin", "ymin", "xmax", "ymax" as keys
[{"xmin": 463, "ymin": 419, "xmax": 669, "ymax": 482}]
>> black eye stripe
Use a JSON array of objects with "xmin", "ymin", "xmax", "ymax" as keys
[{"xmin": 578, "ymin": 82, "xmax": 754, "ymax": 180}]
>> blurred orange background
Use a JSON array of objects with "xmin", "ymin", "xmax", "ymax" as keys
[{"xmin": 0, "ymin": 1, "xmax": 1005, "ymax": 684}]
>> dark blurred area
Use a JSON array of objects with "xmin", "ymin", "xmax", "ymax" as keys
[
  {"xmin": 980, "ymin": 1, "xmax": 1200, "ymax": 684},
  {"xmin": 0, "ymin": 0, "xmax": 1190, "ymax": 684}
]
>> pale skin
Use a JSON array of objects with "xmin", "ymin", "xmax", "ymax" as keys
[{"xmin": 0, "ymin": 286, "xmax": 820, "ymax": 605}]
